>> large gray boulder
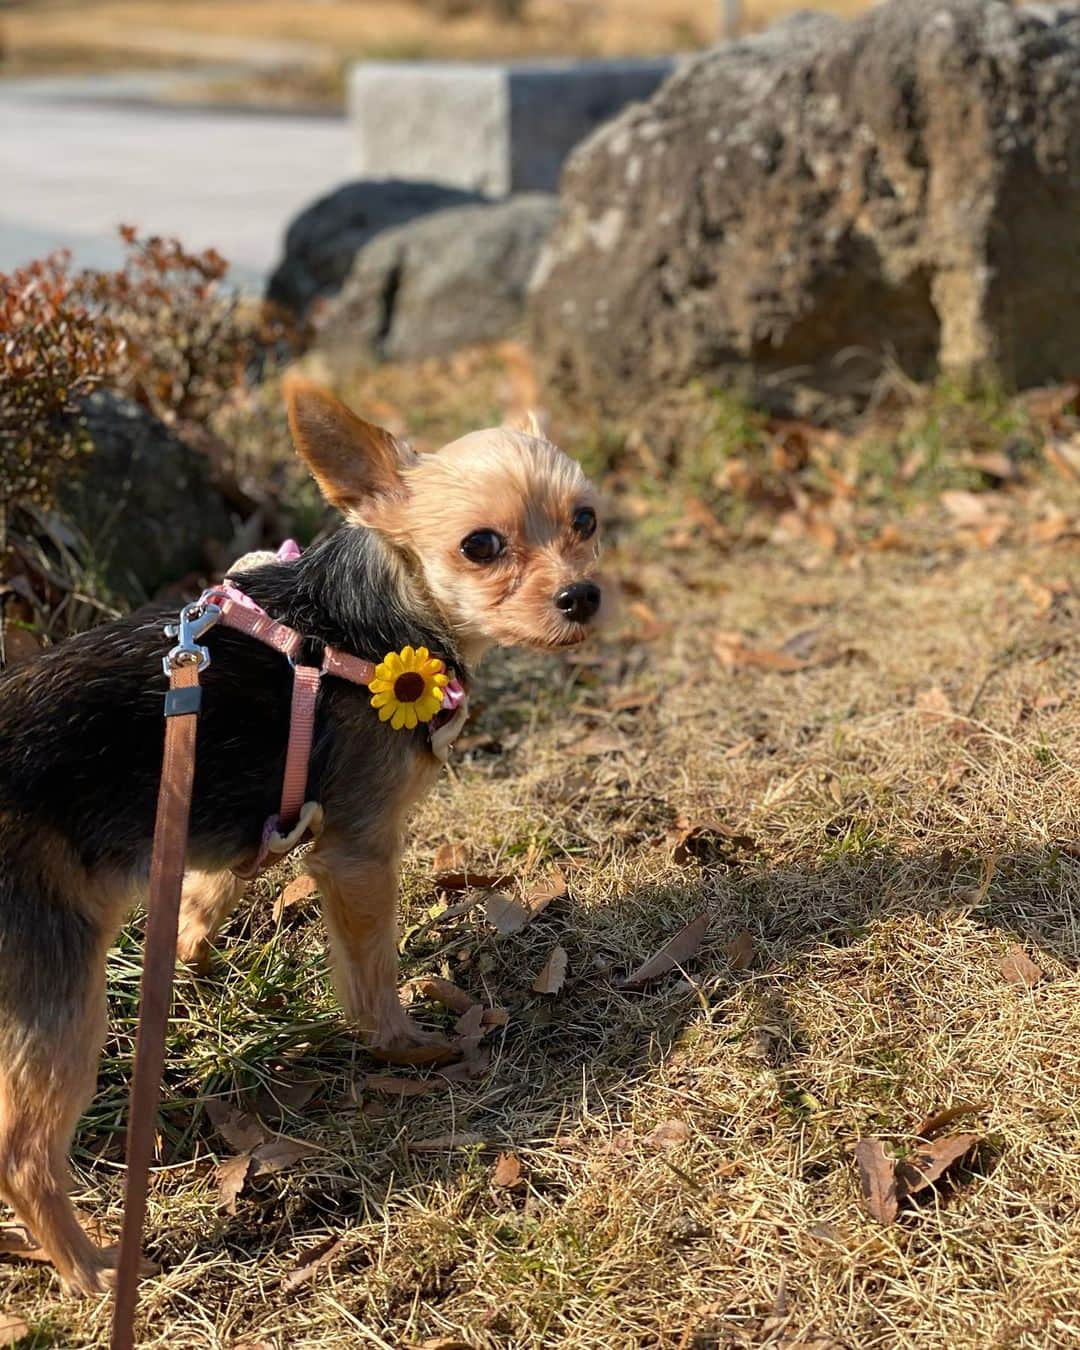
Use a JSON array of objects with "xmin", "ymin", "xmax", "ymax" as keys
[
  {"xmin": 528, "ymin": 0, "xmax": 1080, "ymax": 417},
  {"xmin": 59, "ymin": 392, "xmax": 231, "ymax": 601},
  {"xmin": 268, "ymin": 179, "xmax": 484, "ymax": 314},
  {"xmin": 314, "ymin": 194, "xmax": 558, "ymax": 364}
]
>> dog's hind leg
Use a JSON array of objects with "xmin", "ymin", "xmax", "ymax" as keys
[
  {"xmin": 0, "ymin": 859, "xmax": 122, "ymax": 1293},
  {"xmin": 176, "ymin": 869, "xmax": 245, "ymax": 970}
]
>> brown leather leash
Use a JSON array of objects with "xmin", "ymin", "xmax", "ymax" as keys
[
  {"xmin": 110, "ymin": 607, "xmax": 214, "ymax": 1350},
  {"xmin": 107, "ymin": 583, "xmax": 466, "ymax": 1347}
]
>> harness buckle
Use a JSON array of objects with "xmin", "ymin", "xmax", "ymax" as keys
[{"xmin": 162, "ymin": 602, "xmax": 222, "ymax": 676}]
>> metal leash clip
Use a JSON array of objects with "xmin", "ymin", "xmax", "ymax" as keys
[{"xmin": 162, "ymin": 601, "xmax": 222, "ymax": 676}]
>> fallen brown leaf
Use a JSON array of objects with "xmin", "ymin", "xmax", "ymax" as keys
[
  {"xmin": 484, "ymin": 873, "xmax": 563, "ymax": 935},
  {"xmin": 216, "ymin": 1153, "xmax": 253, "ymax": 1215},
  {"xmin": 915, "ymin": 1102, "xmax": 984, "ymax": 1139},
  {"xmin": 972, "ymin": 517, "xmax": 1010, "ymax": 550},
  {"xmin": 999, "ymin": 944, "xmax": 1043, "ymax": 987},
  {"xmin": 254, "ymin": 1075, "xmax": 319, "ymax": 1120},
  {"xmin": 1024, "ymin": 382, "xmax": 1080, "ymax": 423},
  {"xmin": 941, "ymin": 489, "xmax": 993, "ymax": 525},
  {"xmin": 667, "ymin": 817, "xmax": 755, "ymax": 866},
  {"xmin": 606, "ymin": 689, "xmax": 659, "ymax": 713},
  {"xmin": 621, "ymin": 912, "xmax": 709, "ymax": 989},
  {"xmin": 724, "ymin": 928, "xmax": 754, "ymax": 972},
  {"xmin": 682, "ymin": 492, "xmax": 728, "ymax": 539},
  {"xmin": 455, "ymin": 1004, "xmax": 484, "ymax": 1038},
  {"xmin": 603, "ymin": 1129, "xmax": 635, "ymax": 1156},
  {"xmin": 0, "ymin": 1224, "xmax": 48, "ymax": 1263},
  {"xmin": 0, "ymin": 624, "xmax": 42, "ymax": 667},
  {"xmin": 524, "ymin": 870, "xmax": 567, "ymax": 920},
  {"xmin": 1029, "ymin": 507, "xmax": 1074, "ymax": 542},
  {"xmin": 205, "ymin": 1100, "xmax": 266, "ymax": 1153},
  {"xmin": 439, "ymin": 1048, "xmax": 491, "ymax": 1081},
  {"xmin": 481, "ymin": 1007, "xmax": 510, "ymax": 1028},
  {"xmin": 780, "ymin": 625, "xmax": 825, "ymax": 662},
  {"xmin": 431, "ymin": 896, "xmax": 482, "ymax": 923},
  {"xmin": 1045, "ymin": 440, "xmax": 1080, "ymax": 482},
  {"xmin": 410, "ymin": 977, "xmax": 476, "ymax": 1015},
  {"xmin": 250, "ymin": 1137, "xmax": 315, "ymax": 1174},
  {"xmin": 274, "ymin": 874, "xmax": 318, "ymax": 919},
  {"xmin": 485, "ymin": 891, "xmax": 531, "ymax": 935},
  {"xmin": 367, "ymin": 1042, "xmax": 460, "ymax": 1068},
  {"xmin": 451, "ymin": 733, "xmax": 503, "ymax": 755},
  {"xmin": 854, "ymin": 1138, "xmax": 898, "ymax": 1225},
  {"xmin": 0, "ymin": 1314, "xmax": 29, "ymax": 1347},
  {"xmin": 645, "ymin": 1119, "xmax": 691, "ymax": 1150},
  {"xmin": 626, "ymin": 599, "xmax": 670, "ymax": 642},
  {"xmin": 966, "ymin": 450, "xmax": 1019, "ymax": 481},
  {"xmin": 491, "ymin": 1152, "xmax": 524, "ymax": 1188},
  {"xmin": 713, "ymin": 631, "xmax": 808, "ymax": 673},
  {"xmin": 568, "ymin": 730, "xmax": 627, "ymax": 757},
  {"xmin": 1019, "ymin": 573, "xmax": 1057, "ymax": 617},
  {"xmin": 532, "ymin": 946, "xmax": 568, "ymax": 995},
  {"xmin": 408, "ymin": 1131, "xmax": 487, "ymax": 1152},
  {"xmin": 282, "ymin": 1234, "xmax": 344, "ymax": 1293},
  {"xmin": 867, "ymin": 522, "xmax": 907, "ymax": 552},
  {"xmin": 433, "ymin": 842, "xmax": 469, "ymax": 874},
  {"xmin": 896, "ymin": 1132, "xmax": 979, "ymax": 1197}
]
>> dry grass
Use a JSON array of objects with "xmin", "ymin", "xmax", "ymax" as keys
[
  {"xmin": 2, "ymin": 363, "xmax": 1080, "ymax": 1348},
  {"xmin": 2, "ymin": 0, "xmax": 872, "ymax": 86}
]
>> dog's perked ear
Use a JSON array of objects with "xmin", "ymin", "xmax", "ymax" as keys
[
  {"xmin": 283, "ymin": 374, "xmax": 411, "ymax": 515},
  {"xmin": 502, "ymin": 408, "xmax": 545, "ymax": 438}
]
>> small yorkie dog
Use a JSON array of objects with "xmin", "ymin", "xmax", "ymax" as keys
[{"xmin": 0, "ymin": 377, "xmax": 602, "ymax": 1293}]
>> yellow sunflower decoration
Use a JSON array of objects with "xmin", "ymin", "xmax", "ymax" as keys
[{"xmin": 369, "ymin": 645, "xmax": 450, "ymax": 730}]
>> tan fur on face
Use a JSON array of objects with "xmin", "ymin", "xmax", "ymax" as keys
[
  {"xmin": 284, "ymin": 380, "xmax": 603, "ymax": 662},
  {"xmin": 373, "ymin": 429, "xmax": 601, "ymax": 660}
]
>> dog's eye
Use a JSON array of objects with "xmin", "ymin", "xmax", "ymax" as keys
[
  {"xmin": 460, "ymin": 529, "xmax": 506, "ymax": 563},
  {"xmin": 572, "ymin": 506, "xmax": 597, "ymax": 540}
]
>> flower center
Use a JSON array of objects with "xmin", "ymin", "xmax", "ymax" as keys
[{"xmin": 393, "ymin": 671, "xmax": 426, "ymax": 703}]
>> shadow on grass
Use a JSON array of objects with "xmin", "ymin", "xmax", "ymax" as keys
[{"xmin": 17, "ymin": 839, "xmax": 1071, "ymax": 1335}]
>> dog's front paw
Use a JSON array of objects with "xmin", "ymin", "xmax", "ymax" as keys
[
  {"xmin": 176, "ymin": 932, "xmax": 213, "ymax": 974},
  {"xmin": 97, "ymin": 1247, "xmax": 161, "ymax": 1285},
  {"xmin": 368, "ymin": 1007, "xmax": 440, "ymax": 1053}
]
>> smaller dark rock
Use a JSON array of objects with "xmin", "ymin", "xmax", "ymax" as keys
[
  {"xmin": 59, "ymin": 392, "xmax": 231, "ymax": 601},
  {"xmin": 314, "ymin": 193, "xmax": 558, "ymax": 365},
  {"xmin": 267, "ymin": 179, "xmax": 486, "ymax": 315}
]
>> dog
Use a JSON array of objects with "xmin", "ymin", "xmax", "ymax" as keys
[{"xmin": 0, "ymin": 376, "xmax": 602, "ymax": 1292}]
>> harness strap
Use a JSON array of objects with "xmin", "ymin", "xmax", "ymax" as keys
[
  {"xmin": 213, "ymin": 590, "xmax": 304, "ymax": 662},
  {"xmin": 321, "ymin": 645, "xmax": 376, "ymax": 685},
  {"xmin": 201, "ymin": 581, "xmax": 461, "ymax": 875},
  {"xmin": 281, "ymin": 664, "xmax": 321, "ymax": 824},
  {"xmin": 201, "ymin": 584, "xmax": 379, "ymax": 876},
  {"xmin": 111, "ymin": 660, "xmax": 202, "ymax": 1350}
]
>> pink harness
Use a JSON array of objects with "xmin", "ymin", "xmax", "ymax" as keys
[
  {"xmin": 198, "ymin": 579, "xmax": 377, "ymax": 876},
  {"xmin": 183, "ymin": 541, "xmax": 463, "ymax": 877}
]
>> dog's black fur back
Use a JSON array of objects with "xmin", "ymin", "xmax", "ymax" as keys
[{"xmin": 0, "ymin": 526, "xmax": 462, "ymax": 874}]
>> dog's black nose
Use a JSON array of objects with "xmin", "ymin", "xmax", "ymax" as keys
[{"xmin": 554, "ymin": 581, "xmax": 601, "ymax": 623}]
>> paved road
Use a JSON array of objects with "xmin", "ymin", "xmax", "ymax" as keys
[{"xmin": 0, "ymin": 74, "xmax": 352, "ymax": 288}]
